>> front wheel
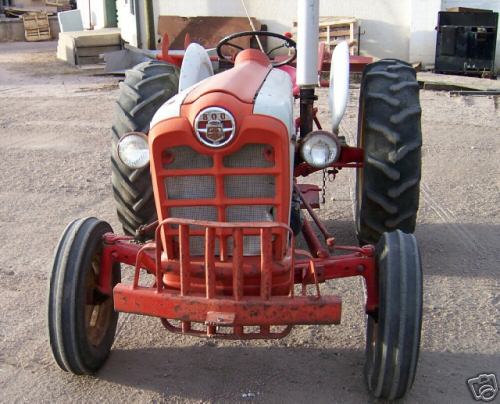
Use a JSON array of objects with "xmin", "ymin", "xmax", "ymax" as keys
[
  {"xmin": 47, "ymin": 217, "xmax": 120, "ymax": 374},
  {"xmin": 364, "ymin": 230, "xmax": 423, "ymax": 400}
]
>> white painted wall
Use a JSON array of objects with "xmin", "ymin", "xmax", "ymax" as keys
[
  {"xmin": 153, "ymin": 0, "xmax": 412, "ymax": 60},
  {"xmin": 409, "ymin": 0, "xmax": 442, "ymax": 66},
  {"xmin": 117, "ymin": 0, "xmax": 498, "ymax": 72},
  {"xmin": 77, "ymin": 0, "xmax": 107, "ymax": 30},
  {"xmin": 116, "ymin": 0, "xmax": 139, "ymax": 47}
]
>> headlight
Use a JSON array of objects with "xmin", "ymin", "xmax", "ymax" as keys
[
  {"xmin": 300, "ymin": 131, "xmax": 341, "ymax": 168},
  {"xmin": 117, "ymin": 132, "xmax": 150, "ymax": 169}
]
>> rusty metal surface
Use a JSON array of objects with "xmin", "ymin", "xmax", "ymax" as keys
[
  {"xmin": 296, "ymin": 183, "xmax": 321, "ymax": 209},
  {"xmin": 109, "ymin": 218, "xmax": 354, "ymax": 339},
  {"xmin": 113, "ymin": 285, "xmax": 342, "ymax": 326},
  {"xmin": 104, "ymin": 214, "xmax": 378, "ymax": 335}
]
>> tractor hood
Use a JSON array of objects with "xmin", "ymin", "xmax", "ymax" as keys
[
  {"xmin": 150, "ymin": 49, "xmax": 295, "ymax": 137},
  {"xmin": 184, "ymin": 49, "xmax": 271, "ymax": 104}
]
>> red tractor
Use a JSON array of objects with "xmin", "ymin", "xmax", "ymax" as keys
[{"xmin": 48, "ymin": 1, "xmax": 422, "ymax": 400}]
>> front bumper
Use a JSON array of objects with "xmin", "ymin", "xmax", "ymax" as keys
[{"xmin": 104, "ymin": 218, "xmax": 376, "ymax": 339}]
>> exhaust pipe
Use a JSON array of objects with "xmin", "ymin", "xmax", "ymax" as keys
[
  {"xmin": 296, "ymin": 0, "xmax": 319, "ymax": 88},
  {"xmin": 296, "ymin": 0, "xmax": 320, "ymax": 138}
]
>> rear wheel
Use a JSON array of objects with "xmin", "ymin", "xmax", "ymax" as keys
[
  {"xmin": 47, "ymin": 217, "xmax": 120, "ymax": 374},
  {"xmin": 111, "ymin": 61, "xmax": 179, "ymax": 235},
  {"xmin": 364, "ymin": 230, "xmax": 423, "ymax": 400},
  {"xmin": 355, "ymin": 59, "xmax": 422, "ymax": 245}
]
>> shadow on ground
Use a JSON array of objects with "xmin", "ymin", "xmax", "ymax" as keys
[
  {"xmin": 97, "ymin": 346, "xmax": 498, "ymax": 403},
  {"xmin": 314, "ymin": 219, "xmax": 499, "ymax": 279}
]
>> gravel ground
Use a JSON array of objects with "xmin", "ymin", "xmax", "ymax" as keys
[{"xmin": 0, "ymin": 41, "xmax": 499, "ymax": 403}]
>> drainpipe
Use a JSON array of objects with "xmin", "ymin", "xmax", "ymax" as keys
[
  {"xmin": 133, "ymin": 0, "xmax": 142, "ymax": 49},
  {"xmin": 144, "ymin": 0, "xmax": 155, "ymax": 50},
  {"xmin": 88, "ymin": 0, "xmax": 93, "ymax": 30}
]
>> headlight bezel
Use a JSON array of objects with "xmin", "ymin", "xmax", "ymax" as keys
[
  {"xmin": 117, "ymin": 132, "xmax": 150, "ymax": 169},
  {"xmin": 300, "ymin": 130, "xmax": 341, "ymax": 169}
]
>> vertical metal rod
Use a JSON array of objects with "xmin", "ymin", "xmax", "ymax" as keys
[
  {"xmin": 299, "ymin": 88, "xmax": 316, "ymax": 138},
  {"xmin": 205, "ymin": 227, "xmax": 216, "ymax": 299},
  {"xmin": 205, "ymin": 227, "xmax": 216, "ymax": 336},
  {"xmin": 133, "ymin": 253, "xmax": 141, "ymax": 288},
  {"xmin": 357, "ymin": 26, "xmax": 361, "ymax": 56},
  {"xmin": 260, "ymin": 228, "xmax": 272, "ymax": 300},
  {"xmin": 181, "ymin": 321, "xmax": 191, "ymax": 333},
  {"xmin": 234, "ymin": 325, "xmax": 244, "ymax": 337},
  {"xmin": 289, "ymin": 234, "xmax": 296, "ymax": 298},
  {"xmin": 155, "ymin": 225, "xmax": 163, "ymax": 293},
  {"xmin": 233, "ymin": 228, "xmax": 244, "ymax": 301},
  {"xmin": 179, "ymin": 224, "xmax": 191, "ymax": 333},
  {"xmin": 179, "ymin": 224, "xmax": 190, "ymax": 296},
  {"xmin": 220, "ymin": 236, "xmax": 227, "ymax": 262},
  {"xmin": 87, "ymin": 0, "xmax": 92, "ymax": 29}
]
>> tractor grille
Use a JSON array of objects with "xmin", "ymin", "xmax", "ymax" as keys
[
  {"xmin": 165, "ymin": 176, "xmax": 216, "ymax": 200},
  {"xmin": 164, "ymin": 146, "xmax": 213, "ymax": 169},
  {"xmin": 163, "ymin": 144, "xmax": 277, "ymax": 256},
  {"xmin": 224, "ymin": 175, "xmax": 275, "ymax": 199},
  {"xmin": 223, "ymin": 144, "xmax": 274, "ymax": 168}
]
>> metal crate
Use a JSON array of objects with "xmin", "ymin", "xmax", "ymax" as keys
[{"xmin": 435, "ymin": 10, "xmax": 498, "ymax": 77}]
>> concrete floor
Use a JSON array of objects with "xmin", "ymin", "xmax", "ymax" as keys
[{"xmin": 0, "ymin": 41, "xmax": 499, "ymax": 403}]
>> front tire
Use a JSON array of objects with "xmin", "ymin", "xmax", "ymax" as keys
[
  {"xmin": 355, "ymin": 59, "xmax": 422, "ymax": 245},
  {"xmin": 364, "ymin": 230, "xmax": 423, "ymax": 400},
  {"xmin": 47, "ymin": 217, "xmax": 120, "ymax": 374}
]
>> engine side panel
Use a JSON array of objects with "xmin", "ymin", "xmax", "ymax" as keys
[{"xmin": 253, "ymin": 68, "xmax": 295, "ymax": 138}]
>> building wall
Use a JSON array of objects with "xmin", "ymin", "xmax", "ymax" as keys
[
  {"xmin": 145, "ymin": 0, "xmax": 499, "ymax": 71},
  {"xmin": 409, "ymin": 0, "xmax": 442, "ymax": 66},
  {"xmin": 153, "ymin": 0, "xmax": 412, "ymax": 61},
  {"xmin": 76, "ymin": 0, "xmax": 107, "ymax": 30},
  {"xmin": 116, "ymin": 0, "xmax": 139, "ymax": 47}
]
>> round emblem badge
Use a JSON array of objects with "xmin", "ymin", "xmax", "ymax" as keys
[{"xmin": 194, "ymin": 107, "xmax": 236, "ymax": 148}]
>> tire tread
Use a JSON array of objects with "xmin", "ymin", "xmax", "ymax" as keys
[
  {"xmin": 356, "ymin": 59, "xmax": 422, "ymax": 244},
  {"xmin": 111, "ymin": 61, "xmax": 179, "ymax": 235},
  {"xmin": 365, "ymin": 230, "xmax": 423, "ymax": 400}
]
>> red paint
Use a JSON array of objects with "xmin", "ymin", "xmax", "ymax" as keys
[
  {"xmin": 98, "ymin": 44, "xmax": 379, "ymax": 339},
  {"xmin": 184, "ymin": 50, "xmax": 271, "ymax": 104}
]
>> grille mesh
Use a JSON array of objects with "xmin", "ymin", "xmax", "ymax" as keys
[
  {"xmin": 169, "ymin": 206, "xmax": 217, "ymax": 222},
  {"xmin": 165, "ymin": 176, "xmax": 215, "ymax": 200},
  {"xmin": 224, "ymin": 175, "xmax": 275, "ymax": 199},
  {"xmin": 223, "ymin": 144, "xmax": 274, "ymax": 168},
  {"xmin": 226, "ymin": 205, "xmax": 275, "ymax": 223},
  {"xmin": 170, "ymin": 206, "xmax": 218, "ymax": 255},
  {"xmin": 164, "ymin": 146, "xmax": 213, "ymax": 169}
]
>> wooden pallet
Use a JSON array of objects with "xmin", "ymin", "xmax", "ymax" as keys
[
  {"xmin": 320, "ymin": 17, "xmax": 358, "ymax": 55},
  {"xmin": 22, "ymin": 12, "xmax": 51, "ymax": 42},
  {"xmin": 45, "ymin": 0, "xmax": 72, "ymax": 11},
  {"xmin": 293, "ymin": 17, "xmax": 359, "ymax": 56}
]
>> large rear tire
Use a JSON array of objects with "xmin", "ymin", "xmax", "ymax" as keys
[
  {"xmin": 47, "ymin": 218, "xmax": 120, "ymax": 374},
  {"xmin": 111, "ymin": 61, "xmax": 179, "ymax": 235},
  {"xmin": 355, "ymin": 59, "xmax": 422, "ymax": 245},
  {"xmin": 364, "ymin": 230, "xmax": 423, "ymax": 400}
]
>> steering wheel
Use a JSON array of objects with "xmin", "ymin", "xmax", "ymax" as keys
[{"xmin": 216, "ymin": 31, "xmax": 297, "ymax": 67}]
